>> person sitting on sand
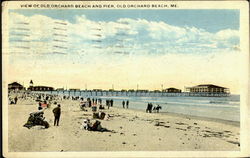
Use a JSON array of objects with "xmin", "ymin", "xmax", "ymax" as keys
[
  {"xmin": 81, "ymin": 119, "xmax": 91, "ymax": 130},
  {"xmin": 9, "ymin": 98, "xmax": 15, "ymax": 104},
  {"xmin": 104, "ymin": 114, "xmax": 110, "ymax": 121},
  {"xmin": 92, "ymin": 104, "xmax": 97, "ymax": 112},
  {"xmin": 99, "ymin": 104, "xmax": 105, "ymax": 110},
  {"xmin": 91, "ymin": 120, "xmax": 111, "ymax": 132}
]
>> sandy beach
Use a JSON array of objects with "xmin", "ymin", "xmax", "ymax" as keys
[{"xmin": 6, "ymin": 92, "xmax": 240, "ymax": 152}]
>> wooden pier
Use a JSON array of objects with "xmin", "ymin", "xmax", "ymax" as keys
[{"xmin": 50, "ymin": 90, "xmax": 230, "ymax": 97}]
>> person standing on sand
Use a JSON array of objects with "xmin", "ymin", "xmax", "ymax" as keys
[
  {"xmin": 149, "ymin": 103, "xmax": 153, "ymax": 113},
  {"xmin": 126, "ymin": 100, "xmax": 129, "ymax": 109},
  {"xmin": 111, "ymin": 99, "xmax": 113, "ymax": 107},
  {"xmin": 146, "ymin": 103, "xmax": 150, "ymax": 113},
  {"xmin": 106, "ymin": 100, "xmax": 110, "ymax": 109},
  {"xmin": 38, "ymin": 102, "xmax": 42, "ymax": 110},
  {"xmin": 53, "ymin": 104, "xmax": 61, "ymax": 126},
  {"xmin": 14, "ymin": 96, "xmax": 18, "ymax": 104},
  {"xmin": 122, "ymin": 100, "xmax": 125, "ymax": 108}
]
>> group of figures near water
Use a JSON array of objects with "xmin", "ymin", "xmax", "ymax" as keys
[{"xmin": 146, "ymin": 103, "xmax": 162, "ymax": 113}]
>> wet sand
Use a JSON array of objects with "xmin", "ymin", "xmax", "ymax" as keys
[{"xmin": 8, "ymin": 97, "xmax": 240, "ymax": 152}]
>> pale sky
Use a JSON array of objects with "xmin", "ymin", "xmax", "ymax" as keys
[{"xmin": 7, "ymin": 10, "xmax": 241, "ymax": 93}]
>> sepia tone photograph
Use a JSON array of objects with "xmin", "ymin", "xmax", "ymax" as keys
[{"xmin": 2, "ymin": 1, "xmax": 249, "ymax": 157}]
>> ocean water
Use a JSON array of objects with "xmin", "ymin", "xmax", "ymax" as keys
[
  {"xmin": 45, "ymin": 91, "xmax": 240, "ymax": 122},
  {"xmin": 99, "ymin": 95, "xmax": 240, "ymax": 122}
]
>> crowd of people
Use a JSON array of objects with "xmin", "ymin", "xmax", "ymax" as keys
[{"xmin": 10, "ymin": 90, "xmax": 162, "ymax": 131}]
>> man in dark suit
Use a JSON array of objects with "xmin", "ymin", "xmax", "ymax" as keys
[{"xmin": 53, "ymin": 104, "xmax": 61, "ymax": 126}]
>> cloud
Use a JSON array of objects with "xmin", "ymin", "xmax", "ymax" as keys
[
  {"xmin": 7, "ymin": 12, "xmax": 241, "ymax": 93},
  {"xmin": 9, "ymin": 12, "xmax": 240, "ymax": 56}
]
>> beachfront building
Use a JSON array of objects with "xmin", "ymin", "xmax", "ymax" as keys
[
  {"xmin": 8, "ymin": 82, "xmax": 26, "ymax": 91},
  {"xmin": 28, "ymin": 86, "xmax": 54, "ymax": 91},
  {"xmin": 163, "ymin": 88, "xmax": 182, "ymax": 93},
  {"xmin": 28, "ymin": 80, "xmax": 54, "ymax": 91},
  {"xmin": 185, "ymin": 84, "xmax": 230, "ymax": 93}
]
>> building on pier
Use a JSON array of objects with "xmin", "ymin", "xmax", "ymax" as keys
[
  {"xmin": 163, "ymin": 88, "xmax": 182, "ymax": 93},
  {"xmin": 185, "ymin": 84, "xmax": 230, "ymax": 93}
]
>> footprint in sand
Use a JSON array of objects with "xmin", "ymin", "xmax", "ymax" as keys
[
  {"xmin": 226, "ymin": 140, "xmax": 240, "ymax": 146},
  {"xmin": 187, "ymin": 126, "xmax": 192, "ymax": 129},
  {"xmin": 175, "ymin": 122, "xmax": 188, "ymax": 125},
  {"xmin": 224, "ymin": 130, "xmax": 232, "ymax": 133},
  {"xmin": 176, "ymin": 128, "xmax": 187, "ymax": 131}
]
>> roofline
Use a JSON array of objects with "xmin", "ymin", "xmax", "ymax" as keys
[{"xmin": 187, "ymin": 84, "xmax": 228, "ymax": 89}]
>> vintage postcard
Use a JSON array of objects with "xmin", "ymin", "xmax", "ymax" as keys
[{"xmin": 2, "ymin": 1, "xmax": 250, "ymax": 157}]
